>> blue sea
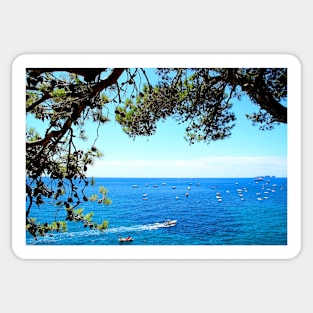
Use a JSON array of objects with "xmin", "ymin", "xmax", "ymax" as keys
[{"xmin": 26, "ymin": 177, "xmax": 287, "ymax": 245}]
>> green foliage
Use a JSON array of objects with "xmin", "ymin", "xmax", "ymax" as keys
[
  {"xmin": 115, "ymin": 68, "xmax": 287, "ymax": 144},
  {"xmin": 26, "ymin": 218, "xmax": 68, "ymax": 239},
  {"xmin": 25, "ymin": 68, "xmax": 124, "ymax": 239},
  {"xmin": 101, "ymin": 94, "xmax": 110, "ymax": 104},
  {"xmin": 96, "ymin": 220, "xmax": 109, "ymax": 231},
  {"xmin": 89, "ymin": 186, "xmax": 112, "ymax": 205},
  {"xmin": 50, "ymin": 88, "xmax": 67, "ymax": 99},
  {"xmin": 89, "ymin": 194, "xmax": 98, "ymax": 201},
  {"xmin": 99, "ymin": 186, "xmax": 108, "ymax": 196},
  {"xmin": 84, "ymin": 212, "xmax": 94, "ymax": 222},
  {"xmin": 103, "ymin": 198, "xmax": 112, "ymax": 205}
]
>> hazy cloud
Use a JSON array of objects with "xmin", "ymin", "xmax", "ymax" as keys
[{"xmin": 88, "ymin": 156, "xmax": 287, "ymax": 178}]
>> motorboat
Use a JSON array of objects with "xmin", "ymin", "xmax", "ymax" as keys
[
  {"xmin": 254, "ymin": 176, "xmax": 265, "ymax": 181},
  {"xmin": 163, "ymin": 219, "xmax": 177, "ymax": 227},
  {"xmin": 119, "ymin": 236, "xmax": 133, "ymax": 243}
]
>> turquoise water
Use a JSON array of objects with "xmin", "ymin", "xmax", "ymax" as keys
[{"xmin": 26, "ymin": 177, "xmax": 287, "ymax": 245}]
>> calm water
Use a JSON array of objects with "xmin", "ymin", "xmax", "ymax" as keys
[{"xmin": 26, "ymin": 177, "xmax": 287, "ymax": 245}]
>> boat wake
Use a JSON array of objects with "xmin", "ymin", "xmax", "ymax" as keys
[
  {"xmin": 27, "ymin": 221, "xmax": 175, "ymax": 245},
  {"xmin": 106, "ymin": 221, "xmax": 174, "ymax": 234}
]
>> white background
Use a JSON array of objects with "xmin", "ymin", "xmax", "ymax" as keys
[{"xmin": 3, "ymin": 1, "xmax": 311, "ymax": 312}]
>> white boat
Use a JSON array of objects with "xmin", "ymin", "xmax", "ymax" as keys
[
  {"xmin": 163, "ymin": 219, "xmax": 177, "ymax": 227},
  {"xmin": 119, "ymin": 236, "xmax": 133, "ymax": 243}
]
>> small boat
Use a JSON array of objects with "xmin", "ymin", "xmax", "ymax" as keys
[
  {"xmin": 119, "ymin": 236, "xmax": 133, "ymax": 243},
  {"xmin": 163, "ymin": 219, "xmax": 177, "ymax": 227}
]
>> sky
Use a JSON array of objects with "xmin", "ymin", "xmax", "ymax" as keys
[
  {"xmin": 86, "ymin": 99, "xmax": 287, "ymax": 178},
  {"xmin": 27, "ymin": 68, "xmax": 288, "ymax": 178}
]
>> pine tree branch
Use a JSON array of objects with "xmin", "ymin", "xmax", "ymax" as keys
[{"xmin": 26, "ymin": 68, "xmax": 126, "ymax": 148}]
